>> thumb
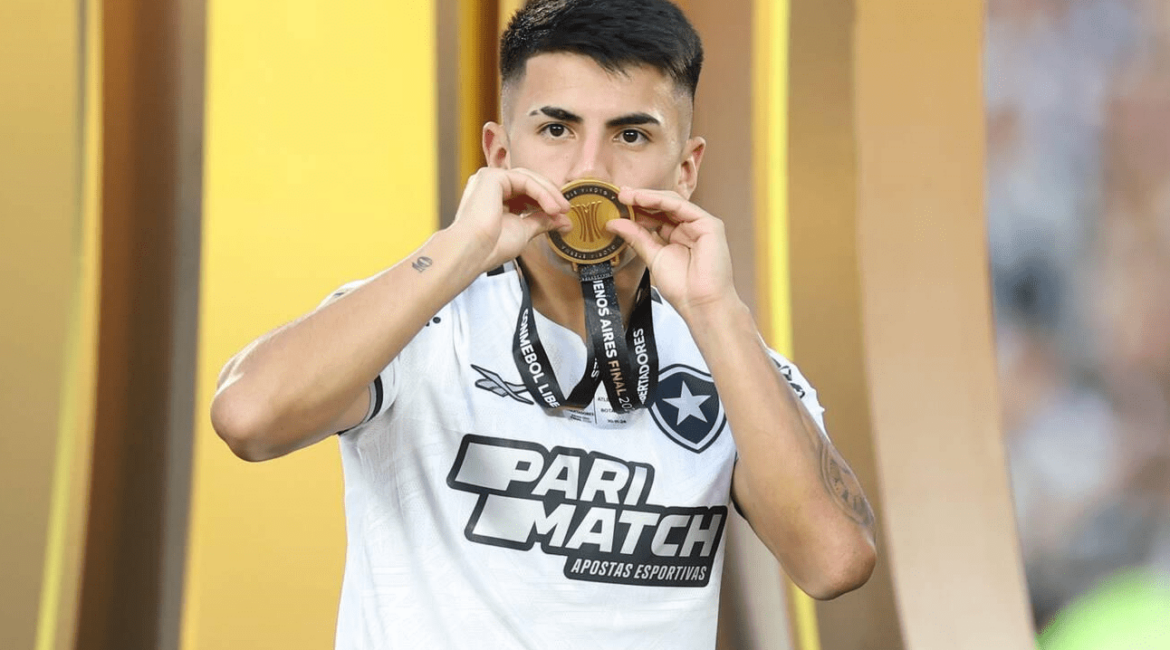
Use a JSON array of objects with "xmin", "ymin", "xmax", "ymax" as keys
[
  {"xmin": 521, "ymin": 211, "xmax": 572, "ymax": 241},
  {"xmin": 607, "ymin": 219, "xmax": 664, "ymax": 269}
]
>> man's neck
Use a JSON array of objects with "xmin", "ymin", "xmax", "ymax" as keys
[{"xmin": 518, "ymin": 246, "xmax": 645, "ymax": 344}]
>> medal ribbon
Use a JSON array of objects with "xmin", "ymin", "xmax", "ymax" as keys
[{"xmin": 512, "ymin": 262, "xmax": 658, "ymax": 413}]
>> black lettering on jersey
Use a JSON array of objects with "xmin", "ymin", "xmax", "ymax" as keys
[
  {"xmin": 446, "ymin": 435, "xmax": 727, "ymax": 588},
  {"xmin": 772, "ymin": 360, "xmax": 807, "ymax": 399}
]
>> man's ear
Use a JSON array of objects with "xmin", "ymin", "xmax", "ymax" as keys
[
  {"xmin": 676, "ymin": 136, "xmax": 706, "ymax": 200},
  {"xmin": 483, "ymin": 122, "xmax": 510, "ymax": 169}
]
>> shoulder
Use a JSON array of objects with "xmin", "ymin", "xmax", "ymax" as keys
[
  {"xmin": 440, "ymin": 262, "xmax": 521, "ymax": 326},
  {"xmin": 402, "ymin": 262, "xmax": 523, "ymax": 355},
  {"xmin": 456, "ymin": 261, "xmax": 519, "ymax": 301},
  {"xmin": 647, "ymin": 288, "xmax": 686, "ymax": 331}
]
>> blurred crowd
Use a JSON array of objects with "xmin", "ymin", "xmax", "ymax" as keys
[{"xmin": 985, "ymin": 0, "xmax": 1170, "ymax": 639}]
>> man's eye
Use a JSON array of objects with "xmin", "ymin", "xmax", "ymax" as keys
[
  {"xmin": 544, "ymin": 124, "xmax": 567, "ymax": 137},
  {"xmin": 620, "ymin": 130, "xmax": 646, "ymax": 144}
]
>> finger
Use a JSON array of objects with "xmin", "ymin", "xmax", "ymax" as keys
[
  {"xmin": 512, "ymin": 168, "xmax": 572, "ymax": 211},
  {"xmin": 629, "ymin": 195, "xmax": 720, "ymax": 248},
  {"xmin": 606, "ymin": 219, "xmax": 665, "ymax": 269},
  {"xmin": 507, "ymin": 168, "xmax": 571, "ymax": 217},
  {"xmin": 503, "ymin": 194, "xmax": 540, "ymax": 217},
  {"xmin": 521, "ymin": 210, "xmax": 572, "ymax": 240},
  {"xmin": 501, "ymin": 170, "xmax": 569, "ymax": 217},
  {"xmin": 676, "ymin": 215, "xmax": 725, "ymax": 243},
  {"xmin": 630, "ymin": 205, "xmax": 675, "ymax": 232},
  {"xmin": 502, "ymin": 202, "xmax": 572, "ymax": 235},
  {"xmin": 660, "ymin": 221, "xmax": 698, "ymax": 248},
  {"xmin": 619, "ymin": 188, "xmax": 708, "ymax": 223},
  {"xmin": 656, "ymin": 219, "xmax": 677, "ymax": 242},
  {"xmin": 647, "ymin": 227, "xmax": 670, "ymax": 253},
  {"xmin": 641, "ymin": 212, "xmax": 696, "ymax": 248}
]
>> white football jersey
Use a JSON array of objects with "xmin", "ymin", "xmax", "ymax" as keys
[{"xmin": 329, "ymin": 263, "xmax": 826, "ymax": 650}]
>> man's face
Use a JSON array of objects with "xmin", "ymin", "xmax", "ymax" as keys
[{"xmin": 496, "ymin": 52, "xmax": 700, "ymax": 196}]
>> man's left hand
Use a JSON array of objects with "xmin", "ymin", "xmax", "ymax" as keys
[{"xmin": 606, "ymin": 188, "xmax": 739, "ymax": 320}]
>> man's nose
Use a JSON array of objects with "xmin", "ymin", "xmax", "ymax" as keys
[{"xmin": 564, "ymin": 137, "xmax": 611, "ymax": 184}]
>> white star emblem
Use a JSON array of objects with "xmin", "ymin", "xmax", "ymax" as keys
[{"xmin": 664, "ymin": 383, "xmax": 711, "ymax": 425}]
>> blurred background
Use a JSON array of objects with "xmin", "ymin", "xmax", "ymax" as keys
[
  {"xmin": 1, "ymin": 0, "xmax": 1166, "ymax": 649},
  {"xmin": 986, "ymin": 0, "xmax": 1170, "ymax": 644}
]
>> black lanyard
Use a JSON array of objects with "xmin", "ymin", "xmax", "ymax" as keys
[{"xmin": 512, "ymin": 262, "xmax": 658, "ymax": 413}]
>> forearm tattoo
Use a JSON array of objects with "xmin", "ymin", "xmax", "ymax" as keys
[
  {"xmin": 779, "ymin": 364, "xmax": 875, "ymax": 528},
  {"xmin": 818, "ymin": 435, "xmax": 875, "ymax": 528},
  {"xmin": 411, "ymin": 256, "xmax": 433, "ymax": 273}
]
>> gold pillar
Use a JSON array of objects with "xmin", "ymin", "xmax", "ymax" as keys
[
  {"xmin": 0, "ymin": 1, "xmax": 86, "ymax": 648},
  {"xmin": 181, "ymin": 2, "xmax": 438, "ymax": 648},
  {"xmin": 73, "ymin": 0, "xmax": 204, "ymax": 646},
  {"xmin": 791, "ymin": 0, "xmax": 1036, "ymax": 647},
  {"xmin": 788, "ymin": 0, "xmax": 903, "ymax": 647},
  {"xmin": 459, "ymin": 0, "xmax": 501, "ymax": 182},
  {"xmin": 682, "ymin": 0, "xmax": 794, "ymax": 647},
  {"xmin": 34, "ymin": 1, "xmax": 103, "ymax": 647},
  {"xmin": 853, "ymin": 2, "xmax": 1033, "ymax": 646}
]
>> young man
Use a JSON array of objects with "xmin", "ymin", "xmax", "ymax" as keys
[{"xmin": 212, "ymin": 0, "xmax": 875, "ymax": 647}]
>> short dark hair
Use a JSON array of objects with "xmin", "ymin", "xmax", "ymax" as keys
[{"xmin": 500, "ymin": 0, "xmax": 704, "ymax": 100}]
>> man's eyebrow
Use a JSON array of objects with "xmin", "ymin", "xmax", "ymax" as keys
[
  {"xmin": 528, "ymin": 107, "xmax": 662, "ymax": 129},
  {"xmin": 605, "ymin": 113, "xmax": 661, "ymax": 129},
  {"xmin": 530, "ymin": 106, "xmax": 582, "ymax": 123}
]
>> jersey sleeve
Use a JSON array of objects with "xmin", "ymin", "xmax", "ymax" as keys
[
  {"xmin": 318, "ymin": 280, "xmax": 398, "ymax": 433},
  {"xmin": 764, "ymin": 346, "xmax": 828, "ymax": 436}
]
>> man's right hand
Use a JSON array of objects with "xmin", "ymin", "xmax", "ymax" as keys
[
  {"xmin": 447, "ymin": 167, "xmax": 572, "ymax": 274},
  {"xmin": 211, "ymin": 167, "xmax": 572, "ymax": 462}
]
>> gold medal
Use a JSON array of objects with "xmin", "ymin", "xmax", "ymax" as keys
[{"xmin": 547, "ymin": 180, "xmax": 629, "ymax": 265}]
